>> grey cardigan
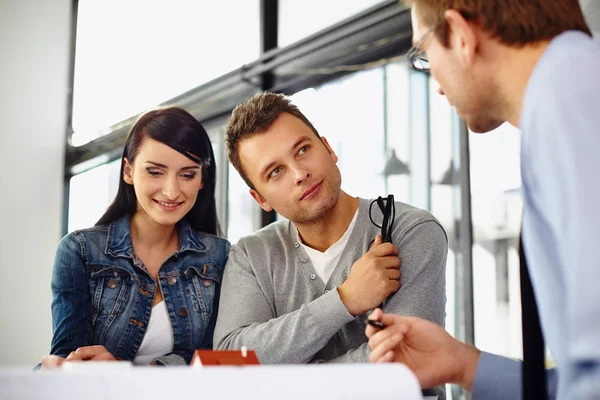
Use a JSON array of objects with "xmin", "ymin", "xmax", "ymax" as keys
[{"xmin": 214, "ymin": 198, "xmax": 447, "ymax": 364}]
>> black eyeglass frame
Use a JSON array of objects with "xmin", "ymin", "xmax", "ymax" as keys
[{"xmin": 369, "ymin": 194, "xmax": 396, "ymax": 243}]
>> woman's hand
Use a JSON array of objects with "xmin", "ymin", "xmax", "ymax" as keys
[
  {"xmin": 65, "ymin": 345, "xmax": 118, "ymax": 362},
  {"xmin": 40, "ymin": 355, "xmax": 66, "ymax": 369}
]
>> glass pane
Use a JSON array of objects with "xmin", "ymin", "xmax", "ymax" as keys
[
  {"xmin": 278, "ymin": 0, "xmax": 384, "ymax": 47},
  {"xmin": 291, "ymin": 68, "xmax": 385, "ymax": 199},
  {"xmin": 428, "ymin": 75, "xmax": 457, "ymax": 334},
  {"xmin": 469, "ymin": 122, "xmax": 523, "ymax": 359},
  {"xmin": 385, "ymin": 62, "xmax": 410, "ymax": 204},
  {"xmin": 428, "ymin": 76, "xmax": 463, "ymax": 399},
  {"xmin": 72, "ymin": 0, "xmax": 260, "ymax": 146},
  {"xmin": 227, "ymin": 161, "xmax": 259, "ymax": 244},
  {"xmin": 68, "ymin": 160, "xmax": 120, "ymax": 232},
  {"xmin": 204, "ymin": 122, "xmax": 229, "ymax": 232}
]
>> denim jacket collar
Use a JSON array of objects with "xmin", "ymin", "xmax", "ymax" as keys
[{"xmin": 106, "ymin": 215, "xmax": 206, "ymax": 258}]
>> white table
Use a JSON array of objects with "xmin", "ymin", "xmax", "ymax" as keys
[{"xmin": 1, "ymin": 363, "xmax": 426, "ymax": 400}]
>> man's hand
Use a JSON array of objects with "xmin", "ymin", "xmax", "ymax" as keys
[
  {"xmin": 65, "ymin": 345, "xmax": 118, "ymax": 362},
  {"xmin": 366, "ymin": 308, "xmax": 480, "ymax": 390},
  {"xmin": 338, "ymin": 235, "xmax": 401, "ymax": 316}
]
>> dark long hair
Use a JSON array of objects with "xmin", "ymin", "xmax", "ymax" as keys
[{"xmin": 96, "ymin": 107, "xmax": 221, "ymax": 235}]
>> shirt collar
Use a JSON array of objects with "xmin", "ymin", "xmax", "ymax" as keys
[{"xmin": 106, "ymin": 215, "xmax": 206, "ymax": 258}]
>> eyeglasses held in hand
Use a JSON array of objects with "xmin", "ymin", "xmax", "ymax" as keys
[{"xmin": 369, "ymin": 194, "xmax": 395, "ymax": 243}]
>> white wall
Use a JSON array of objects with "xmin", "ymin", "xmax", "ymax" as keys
[{"xmin": 0, "ymin": 0, "xmax": 72, "ymax": 366}]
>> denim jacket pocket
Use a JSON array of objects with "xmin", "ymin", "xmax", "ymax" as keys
[
  {"xmin": 183, "ymin": 263, "xmax": 221, "ymax": 325},
  {"xmin": 89, "ymin": 266, "xmax": 133, "ymax": 318}
]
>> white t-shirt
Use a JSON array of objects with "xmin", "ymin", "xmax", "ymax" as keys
[
  {"xmin": 132, "ymin": 300, "xmax": 174, "ymax": 365},
  {"xmin": 299, "ymin": 210, "xmax": 359, "ymax": 284}
]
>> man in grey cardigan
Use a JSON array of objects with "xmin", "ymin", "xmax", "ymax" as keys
[{"xmin": 215, "ymin": 92, "xmax": 447, "ymax": 368}]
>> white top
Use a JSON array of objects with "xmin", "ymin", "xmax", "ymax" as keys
[
  {"xmin": 299, "ymin": 209, "xmax": 359, "ymax": 284},
  {"xmin": 132, "ymin": 300, "xmax": 174, "ymax": 365}
]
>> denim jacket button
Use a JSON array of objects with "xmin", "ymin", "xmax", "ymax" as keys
[
  {"xmin": 107, "ymin": 280, "xmax": 117, "ymax": 289},
  {"xmin": 113, "ymin": 272, "xmax": 118, "ymax": 278},
  {"xmin": 201, "ymin": 279, "xmax": 212, "ymax": 287},
  {"xmin": 178, "ymin": 308, "xmax": 188, "ymax": 318},
  {"xmin": 168, "ymin": 277, "xmax": 177, "ymax": 286}
]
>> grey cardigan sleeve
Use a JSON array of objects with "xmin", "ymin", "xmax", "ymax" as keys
[
  {"xmin": 319, "ymin": 219, "xmax": 448, "ymax": 363},
  {"xmin": 385, "ymin": 219, "xmax": 447, "ymax": 324},
  {"xmin": 213, "ymin": 246, "xmax": 354, "ymax": 364}
]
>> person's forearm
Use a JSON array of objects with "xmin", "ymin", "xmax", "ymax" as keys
[
  {"xmin": 316, "ymin": 342, "xmax": 370, "ymax": 363},
  {"xmin": 214, "ymin": 289, "xmax": 354, "ymax": 364}
]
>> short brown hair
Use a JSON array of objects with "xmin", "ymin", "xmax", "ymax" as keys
[
  {"xmin": 225, "ymin": 92, "xmax": 321, "ymax": 189},
  {"xmin": 402, "ymin": 0, "xmax": 591, "ymax": 47}
]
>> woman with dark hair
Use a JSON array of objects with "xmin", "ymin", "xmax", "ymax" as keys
[{"xmin": 41, "ymin": 107, "xmax": 230, "ymax": 367}]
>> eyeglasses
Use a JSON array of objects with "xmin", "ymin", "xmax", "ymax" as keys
[
  {"xmin": 406, "ymin": 26, "xmax": 435, "ymax": 71},
  {"xmin": 369, "ymin": 195, "xmax": 396, "ymax": 243},
  {"xmin": 368, "ymin": 194, "xmax": 396, "ymax": 311}
]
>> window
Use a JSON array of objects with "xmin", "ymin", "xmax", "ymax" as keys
[
  {"xmin": 278, "ymin": 0, "xmax": 384, "ymax": 47},
  {"xmin": 469, "ymin": 122, "xmax": 523, "ymax": 359},
  {"xmin": 291, "ymin": 67, "xmax": 386, "ymax": 199},
  {"xmin": 68, "ymin": 159, "xmax": 120, "ymax": 232},
  {"xmin": 429, "ymin": 76, "xmax": 459, "ymax": 341},
  {"xmin": 227, "ymin": 162, "xmax": 260, "ymax": 244},
  {"xmin": 384, "ymin": 62, "xmax": 411, "ymax": 204},
  {"xmin": 71, "ymin": 0, "xmax": 260, "ymax": 146}
]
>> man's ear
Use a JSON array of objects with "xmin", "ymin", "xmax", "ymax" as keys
[
  {"xmin": 320, "ymin": 137, "xmax": 339, "ymax": 163},
  {"xmin": 444, "ymin": 9, "xmax": 478, "ymax": 67},
  {"xmin": 249, "ymin": 188, "xmax": 273, "ymax": 212},
  {"xmin": 123, "ymin": 158, "xmax": 134, "ymax": 185}
]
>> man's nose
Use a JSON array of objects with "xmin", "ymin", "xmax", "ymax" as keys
[{"xmin": 293, "ymin": 166, "xmax": 311, "ymax": 186}]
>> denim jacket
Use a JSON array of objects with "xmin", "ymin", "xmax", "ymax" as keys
[{"xmin": 49, "ymin": 215, "xmax": 230, "ymax": 364}]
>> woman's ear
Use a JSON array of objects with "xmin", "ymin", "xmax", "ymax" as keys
[{"xmin": 123, "ymin": 158, "xmax": 134, "ymax": 185}]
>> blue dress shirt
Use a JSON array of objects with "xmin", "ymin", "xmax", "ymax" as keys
[{"xmin": 472, "ymin": 31, "xmax": 600, "ymax": 399}]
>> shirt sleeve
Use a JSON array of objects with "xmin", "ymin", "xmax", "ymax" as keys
[
  {"xmin": 316, "ymin": 218, "xmax": 448, "ymax": 364},
  {"xmin": 383, "ymin": 219, "xmax": 447, "ymax": 325},
  {"xmin": 472, "ymin": 352, "xmax": 558, "ymax": 400},
  {"xmin": 213, "ymin": 245, "xmax": 354, "ymax": 364},
  {"xmin": 49, "ymin": 233, "xmax": 91, "ymax": 357},
  {"xmin": 522, "ymin": 50, "xmax": 600, "ymax": 399}
]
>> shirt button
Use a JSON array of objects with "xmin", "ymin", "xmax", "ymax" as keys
[
  {"xmin": 167, "ymin": 276, "xmax": 177, "ymax": 286},
  {"xmin": 324, "ymin": 289, "xmax": 329, "ymax": 293},
  {"xmin": 178, "ymin": 308, "xmax": 188, "ymax": 318},
  {"xmin": 202, "ymin": 279, "xmax": 212, "ymax": 287},
  {"xmin": 310, "ymin": 274, "xmax": 316, "ymax": 280},
  {"xmin": 107, "ymin": 280, "xmax": 117, "ymax": 289},
  {"xmin": 294, "ymin": 242, "xmax": 300, "ymax": 248},
  {"xmin": 301, "ymin": 259, "xmax": 308, "ymax": 263}
]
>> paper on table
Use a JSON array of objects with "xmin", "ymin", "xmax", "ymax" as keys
[{"xmin": 1, "ymin": 363, "xmax": 423, "ymax": 400}]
